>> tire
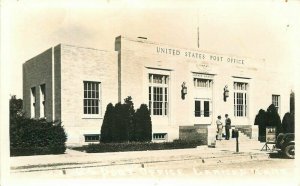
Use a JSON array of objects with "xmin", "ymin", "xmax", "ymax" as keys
[{"xmin": 284, "ymin": 144, "xmax": 295, "ymax": 159}]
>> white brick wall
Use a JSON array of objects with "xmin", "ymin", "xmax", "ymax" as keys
[
  {"xmin": 116, "ymin": 36, "xmax": 292, "ymax": 141},
  {"xmin": 23, "ymin": 36, "xmax": 292, "ymax": 145},
  {"xmin": 60, "ymin": 44, "xmax": 118, "ymax": 145}
]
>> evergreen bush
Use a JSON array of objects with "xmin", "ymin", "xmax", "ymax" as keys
[
  {"xmin": 254, "ymin": 104, "xmax": 282, "ymax": 142},
  {"xmin": 100, "ymin": 103, "xmax": 115, "ymax": 143},
  {"xmin": 113, "ymin": 102, "xmax": 130, "ymax": 142},
  {"xmin": 254, "ymin": 109, "xmax": 267, "ymax": 142},
  {"xmin": 10, "ymin": 117, "xmax": 67, "ymax": 156},
  {"xmin": 9, "ymin": 96, "xmax": 67, "ymax": 156},
  {"xmin": 124, "ymin": 96, "xmax": 136, "ymax": 142},
  {"xmin": 100, "ymin": 97, "xmax": 152, "ymax": 143},
  {"xmin": 266, "ymin": 104, "xmax": 282, "ymax": 136},
  {"xmin": 282, "ymin": 112, "xmax": 295, "ymax": 133},
  {"xmin": 134, "ymin": 104, "xmax": 152, "ymax": 142}
]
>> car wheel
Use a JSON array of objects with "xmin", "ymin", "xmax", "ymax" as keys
[{"xmin": 284, "ymin": 144, "xmax": 295, "ymax": 159}]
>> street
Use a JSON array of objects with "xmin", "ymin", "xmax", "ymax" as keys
[{"xmin": 11, "ymin": 154, "xmax": 295, "ymax": 181}]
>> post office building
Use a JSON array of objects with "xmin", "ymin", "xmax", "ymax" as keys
[{"xmin": 23, "ymin": 36, "xmax": 292, "ymax": 145}]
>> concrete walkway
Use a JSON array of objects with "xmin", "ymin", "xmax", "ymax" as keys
[{"xmin": 11, "ymin": 143, "xmax": 271, "ymax": 173}]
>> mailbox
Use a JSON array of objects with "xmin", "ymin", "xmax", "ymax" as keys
[{"xmin": 232, "ymin": 129, "xmax": 239, "ymax": 138}]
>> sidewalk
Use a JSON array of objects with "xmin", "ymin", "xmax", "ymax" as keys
[{"xmin": 11, "ymin": 143, "xmax": 270, "ymax": 173}]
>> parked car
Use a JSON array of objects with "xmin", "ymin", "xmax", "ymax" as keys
[{"xmin": 275, "ymin": 133, "xmax": 295, "ymax": 159}]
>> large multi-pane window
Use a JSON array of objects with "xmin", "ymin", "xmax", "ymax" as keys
[
  {"xmin": 149, "ymin": 74, "xmax": 169, "ymax": 116},
  {"xmin": 30, "ymin": 87, "xmax": 36, "ymax": 118},
  {"xmin": 83, "ymin": 81, "xmax": 101, "ymax": 115},
  {"xmin": 234, "ymin": 82, "xmax": 248, "ymax": 117},
  {"xmin": 272, "ymin": 95, "xmax": 280, "ymax": 113}
]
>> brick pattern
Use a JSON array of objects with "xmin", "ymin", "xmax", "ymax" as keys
[
  {"xmin": 23, "ymin": 48, "xmax": 53, "ymax": 121},
  {"xmin": 23, "ymin": 36, "xmax": 292, "ymax": 145},
  {"xmin": 60, "ymin": 45, "xmax": 118, "ymax": 145}
]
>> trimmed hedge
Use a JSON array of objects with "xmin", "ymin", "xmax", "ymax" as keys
[
  {"xmin": 72, "ymin": 139, "xmax": 203, "ymax": 153},
  {"xmin": 10, "ymin": 117, "xmax": 67, "ymax": 156},
  {"xmin": 100, "ymin": 97, "xmax": 152, "ymax": 143},
  {"xmin": 254, "ymin": 104, "xmax": 282, "ymax": 142}
]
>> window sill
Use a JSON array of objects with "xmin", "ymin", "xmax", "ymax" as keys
[{"xmin": 82, "ymin": 115, "xmax": 103, "ymax": 119}]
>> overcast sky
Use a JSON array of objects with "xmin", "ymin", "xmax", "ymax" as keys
[{"xmin": 3, "ymin": 0, "xmax": 300, "ymax": 98}]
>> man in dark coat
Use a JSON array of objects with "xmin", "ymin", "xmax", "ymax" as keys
[{"xmin": 225, "ymin": 114, "xmax": 231, "ymax": 140}]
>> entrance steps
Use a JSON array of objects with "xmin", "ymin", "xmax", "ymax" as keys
[{"xmin": 213, "ymin": 131, "xmax": 262, "ymax": 152}]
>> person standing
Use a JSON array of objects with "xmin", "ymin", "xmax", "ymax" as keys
[
  {"xmin": 216, "ymin": 115, "xmax": 223, "ymax": 140},
  {"xmin": 225, "ymin": 114, "xmax": 231, "ymax": 140}
]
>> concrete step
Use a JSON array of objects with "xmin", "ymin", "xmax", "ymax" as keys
[
  {"xmin": 215, "ymin": 137, "xmax": 262, "ymax": 149},
  {"xmin": 216, "ymin": 144, "xmax": 262, "ymax": 150}
]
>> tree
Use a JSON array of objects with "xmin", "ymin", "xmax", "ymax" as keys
[
  {"xmin": 100, "ymin": 103, "xmax": 115, "ymax": 143},
  {"xmin": 134, "ymin": 104, "xmax": 152, "ymax": 142},
  {"xmin": 9, "ymin": 95, "xmax": 24, "ymax": 120},
  {"xmin": 290, "ymin": 91, "xmax": 295, "ymax": 115}
]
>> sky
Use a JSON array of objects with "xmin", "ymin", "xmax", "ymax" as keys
[{"xmin": 2, "ymin": 0, "xmax": 300, "ymax": 98}]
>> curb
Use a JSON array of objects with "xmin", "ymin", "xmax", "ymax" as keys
[{"xmin": 11, "ymin": 152, "xmax": 269, "ymax": 173}]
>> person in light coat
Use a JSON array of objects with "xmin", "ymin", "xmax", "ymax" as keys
[{"xmin": 216, "ymin": 115, "xmax": 223, "ymax": 140}]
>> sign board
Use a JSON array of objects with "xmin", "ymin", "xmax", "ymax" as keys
[{"xmin": 266, "ymin": 127, "xmax": 276, "ymax": 143}]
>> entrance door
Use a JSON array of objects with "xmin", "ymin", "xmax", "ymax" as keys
[{"xmin": 194, "ymin": 98, "xmax": 212, "ymax": 124}]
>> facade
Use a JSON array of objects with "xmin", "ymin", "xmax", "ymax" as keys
[{"xmin": 23, "ymin": 36, "xmax": 292, "ymax": 145}]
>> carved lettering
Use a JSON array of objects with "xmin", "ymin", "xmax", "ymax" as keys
[{"xmin": 156, "ymin": 46, "xmax": 244, "ymax": 65}]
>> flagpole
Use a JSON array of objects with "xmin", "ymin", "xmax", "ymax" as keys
[{"xmin": 197, "ymin": 8, "xmax": 200, "ymax": 49}]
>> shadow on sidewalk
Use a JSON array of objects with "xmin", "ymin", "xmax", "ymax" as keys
[{"xmin": 268, "ymin": 152, "xmax": 290, "ymax": 159}]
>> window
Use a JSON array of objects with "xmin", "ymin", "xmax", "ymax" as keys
[
  {"xmin": 194, "ymin": 78, "xmax": 212, "ymax": 88},
  {"xmin": 194, "ymin": 100, "xmax": 211, "ymax": 117},
  {"xmin": 40, "ymin": 84, "xmax": 46, "ymax": 118},
  {"xmin": 204, "ymin": 101, "xmax": 210, "ymax": 117},
  {"xmin": 149, "ymin": 74, "xmax": 169, "ymax": 116},
  {"xmin": 234, "ymin": 82, "xmax": 248, "ymax": 117},
  {"xmin": 195, "ymin": 101, "xmax": 201, "ymax": 117},
  {"xmin": 153, "ymin": 133, "xmax": 167, "ymax": 140},
  {"xmin": 272, "ymin": 95, "xmax": 280, "ymax": 113},
  {"xmin": 30, "ymin": 87, "xmax": 36, "ymax": 118},
  {"xmin": 84, "ymin": 134, "xmax": 100, "ymax": 142},
  {"xmin": 83, "ymin": 81, "xmax": 101, "ymax": 115}
]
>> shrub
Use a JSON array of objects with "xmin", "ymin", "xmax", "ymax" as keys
[
  {"xmin": 254, "ymin": 104, "xmax": 283, "ymax": 142},
  {"xmin": 10, "ymin": 95, "xmax": 67, "ymax": 156},
  {"xmin": 134, "ymin": 104, "xmax": 152, "ymax": 142},
  {"xmin": 254, "ymin": 109, "xmax": 267, "ymax": 142},
  {"xmin": 73, "ymin": 139, "xmax": 203, "ymax": 153},
  {"xmin": 266, "ymin": 104, "xmax": 282, "ymax": 136},
  {"xmin": 100, "ymin": 103, "xmax": 115, "ymax": 143},
  {"xmin": 113, "ymin": 102, "xmax": 130, "ymax": 142},
  {"xmin": 100, "ymin": 97, "xmax": 152, "ymax": 143},
  {"xmin": 10, "ymin": 116, "xmax": 67, "ymax": 156},
  {"xmin": 282, "ymin": 112, "xmax": 295, "ymax": 133},
  {"xmin": 124, "ymin": 96, "xmax": 136, "ymax": 142}
]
